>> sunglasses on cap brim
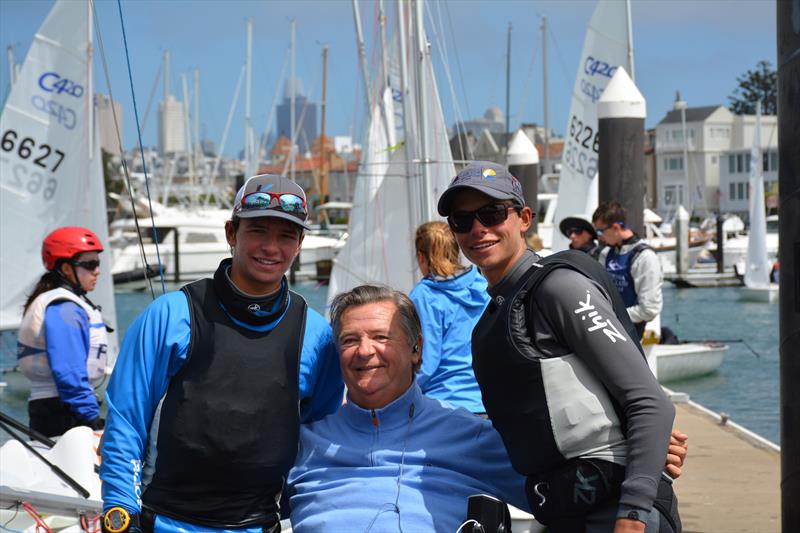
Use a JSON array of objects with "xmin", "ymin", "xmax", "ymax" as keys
[
  {"xmin": 447, "ymin": 203, "xmax": 522, "ymax": 233},
  {"xmin": 240, "ymin": 191, "xmax": 307, "ymax": 216}
]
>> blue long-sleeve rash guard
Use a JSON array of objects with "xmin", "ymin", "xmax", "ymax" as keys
[
  {"xmin": 100, "ymin": 291, "xmax": 344, "ymax": 518},
  {"xmin": 44, "ymin": 301, "xmax": 100, "ymax": 422}
]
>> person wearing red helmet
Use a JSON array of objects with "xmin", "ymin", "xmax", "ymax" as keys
[{"xmin": 16, "ymin": 226, "xmax": 109, "ymax": 437}]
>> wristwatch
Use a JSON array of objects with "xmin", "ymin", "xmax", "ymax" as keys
[{"xmin": 103, "ymin": 507, "xmax": 131, "ymax": 533}]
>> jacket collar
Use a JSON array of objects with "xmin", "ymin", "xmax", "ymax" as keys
[{"xmin": 341, "ymin": 381, "xmax": 424, "ymax": 431}]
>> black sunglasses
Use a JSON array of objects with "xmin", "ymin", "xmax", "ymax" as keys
[
  {"xmin": 447, "ymin": 204, "xmax": 521, "ymax": 234},
  {"xmin": 72, "ymin": 259, "xmax": 101, "ymax": 271},
  {"xmin": 566, "ymin": 227, "xmax": 586, "ymax": 236}
]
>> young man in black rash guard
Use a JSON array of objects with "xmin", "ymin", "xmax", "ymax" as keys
[{"xmin": 437, "ymin": 161, "xmax": 682, "ymax": 533}]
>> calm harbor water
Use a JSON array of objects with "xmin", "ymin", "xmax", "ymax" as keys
[{"xmin": 0, "ymin": 282, "xmax": 779, "ymax": 445}]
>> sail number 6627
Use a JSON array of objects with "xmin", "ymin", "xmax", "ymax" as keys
[{"xmin": 1, "ymin": 129, "xmax": 65, "ymax": 172}]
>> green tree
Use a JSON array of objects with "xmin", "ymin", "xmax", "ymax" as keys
[{"xmin": 728, "ymin": 60, "xmax": 777, "ymax": 115}]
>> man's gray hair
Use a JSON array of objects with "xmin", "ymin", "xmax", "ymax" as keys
[{"xmin": 329, "ymin": 285, "xmax": 423, "ymax": 372}]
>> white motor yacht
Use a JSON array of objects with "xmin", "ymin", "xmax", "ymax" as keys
[{"xmin": 110, "ymin": 206, "xmax": 346, "ymax": 286}]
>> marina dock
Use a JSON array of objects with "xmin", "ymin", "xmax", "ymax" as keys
[{"xmin": 670, "ymin": 394, "xmax": 781, "ymax": 532}]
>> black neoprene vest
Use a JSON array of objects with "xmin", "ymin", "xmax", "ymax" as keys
[
  {"xmin": 141, "ymin": 278, "xmax": 307, "ymax": 528},
  {"xmin": 471, "ymin": 250, "xmax": 641, "ymax": 476}
]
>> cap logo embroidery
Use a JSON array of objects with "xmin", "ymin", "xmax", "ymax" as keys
[{"xmin": 482, "ymin": 168, "xmax": 497, "ymax": 180}]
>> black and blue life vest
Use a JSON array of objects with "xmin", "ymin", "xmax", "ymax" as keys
[
  {"xmin": 141, "ymin": 273, "xmax": 307, "ymax": 529},
  {"xmin": 604, "ymin": 239, "xmax": 652, "ymax": 308}
]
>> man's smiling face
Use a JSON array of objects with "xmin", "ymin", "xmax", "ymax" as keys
[
  {"xmin": 450, "ymin": 189, "xmax": 531, "ymax": 287},
  {"xmin": 337, "ymin": 300, "xmax": 420, "ymax": 410}
]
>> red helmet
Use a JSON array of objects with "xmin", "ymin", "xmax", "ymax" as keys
[{"xmin": 42, "ymin": 227, "xmax": 104, "ymax": 271}]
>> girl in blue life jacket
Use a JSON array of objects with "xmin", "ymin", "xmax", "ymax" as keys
[
  {"xmin": 17, "ymin": 227, "xmax": 109, "ymax": 437},
  {"xmin": 410, "ymin": 221, "xmax": 489, "ymax": 414}
]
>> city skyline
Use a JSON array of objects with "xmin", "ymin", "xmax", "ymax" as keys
[{"xmin": 1, "ymin": 0, "xmax": 776, "ymax": 158}]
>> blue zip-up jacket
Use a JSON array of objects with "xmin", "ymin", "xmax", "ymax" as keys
[
  {"xmin": 288, "ymin": 382, "xmax": 528, "ymax": 532},
  {"xmin": 44, "ymin": 301, "xmax": 99, "ymax": 421},
  {"xmin": 100, "ymin": 289, "xmax": 343, "ymax": 532},
  {"xmin": 409, "ymin": 266, "xmax": 489, "ymax": 413}
]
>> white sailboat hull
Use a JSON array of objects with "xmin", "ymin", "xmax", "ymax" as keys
[
  {"xmin": 649, "ymin": 343, "xmax": 728, "ymax": 383},
  {"xmin": 739, "ymin": 284, "xmax": 779, "ymax": 303},
  {"xmin": 0, "ymin": 426, "xmax": 102, "ymax": 531}
]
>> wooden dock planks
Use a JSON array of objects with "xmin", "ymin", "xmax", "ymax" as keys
[{"xmin": 671, "ymin": 399, "xmax": 780, "ymax": 532}]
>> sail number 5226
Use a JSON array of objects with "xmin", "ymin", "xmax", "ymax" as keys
[{"xmin": 1, "ymin": 130, "xmax": 65, "ymax": 172}]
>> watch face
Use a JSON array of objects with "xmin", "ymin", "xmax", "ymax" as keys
[
  {"xmin": 105, "ymin": 508, "xmax": 130, "ymax": 532},
  {"xmin": 109, "ymin": 512, "xmax": 124, "ymax": 528}
]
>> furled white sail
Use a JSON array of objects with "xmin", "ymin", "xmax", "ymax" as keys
[
  {"xmin": 743, "ymin": 103, "xmax": 770, "ymax": 289},
  {"xmin": 0, "ymin": 0, "xmax": 118, "ymax": 354},
  {"xmin": 550, "ymin": 0, "xmax": 631, "ymax": 250},
  {"xmin": 327, "ymin": 7, "xmax": 455, "ymax": 308}
]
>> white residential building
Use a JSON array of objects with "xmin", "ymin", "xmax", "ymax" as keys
[
  {"xmin": 719, "ymin": 113, "xmax": 779, "ymax": 218},
  {"xmin": 655, "ymin": 104, "xmax": 778, "ymax": 219}
]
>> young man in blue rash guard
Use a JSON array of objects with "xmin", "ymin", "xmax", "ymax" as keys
[
  {"xmin": 592, "ymin": 201, "xmax": 663, "ymax": 339},
  {"xmin": 99, "ymin": 175, "xmax": 344, "ymax": 533},
  {"xmin": 438, "ymin": 161, "xmax": 682, "ymax": 533}
]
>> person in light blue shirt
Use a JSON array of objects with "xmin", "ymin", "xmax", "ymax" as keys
[
  {"xmin": 100, "ymin": 175, "xmax": 343, "ymax": 533},
  {"xmin": 410, "ymin": 221, "xmax": 489, "ymax": 413},
  {"xmin": 288, "ymin": 285, "xmax": 529, "ymax": 532}
]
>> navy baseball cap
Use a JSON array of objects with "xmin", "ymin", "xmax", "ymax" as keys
[
  {"xmin": 232, "ymin": 174, "xmax": 311, "ymax": 230},
  {"xmin": 437, "ymin": 161, "xmax": 525, "ymax": 216}
]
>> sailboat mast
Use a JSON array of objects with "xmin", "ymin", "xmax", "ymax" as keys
[
  {"xmin": 319, "ymin": 45, "xmax": 329, "ymax": 202},
  {"xmin": 290, "ymin": 20, "xmax": 296, "ymax": 181},
  {"xmin": 194, "ymin": 68, "xmax": 200, "ymax": 165},
  {"xmin": 377, "ymin": 0, "xmax": 395, "ymax": 147},
  {"xmin": 625, "ymin": 0, "xmax": 635, "ymax": 82},
  {"xmin": 505, "ymin": 22, "xmax": 511, "ymax": 163},
  {"xmin": 414, "ymin": 0, "xmax": 431, "ymax": 222},
  {"xmin": 245, "ymin": 18, "xmax": 254, "ymax": 178},
  {"xmin": 397, "ymin": 0, "xmax": 415, "ymax": 205},
  {"xmin": 542, "ymin": 15, "xmax": 549, "ymax": 177},
  {"xmin": 351, "ymin": 0, "xmax": 373, "ymax": 114}
]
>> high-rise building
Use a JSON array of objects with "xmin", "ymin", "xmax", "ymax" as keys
[
  {"xmin": 95, "ymin": 93, "xmax": 123, "ymax": 156},
  {"xmin": 276, "ymin": 78, "xmax": 317, "ymax": 154},
  {"xmin": 158, "ymin": 94, "xmax": 185, "ymax": 155}
]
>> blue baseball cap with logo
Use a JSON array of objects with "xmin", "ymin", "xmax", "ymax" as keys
[
  {"xmin": 437, "ymin": 161, "xmax": 525, "ymax": 216},
  {"xmin": 232, "ymin": 174, "xmax": 311, "ymax": 230}
]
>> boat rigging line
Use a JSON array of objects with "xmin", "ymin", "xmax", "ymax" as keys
[
  {"xmin": 90, "ymin": 0, "xmax": 160, "ymax": 300},
  {"xmin": 680, "ymin": 339, "xmax": 763, "ymax": 359},
  {"xmin": 115, "ymin": 0, "xmax": 168, "ymax": 296}
]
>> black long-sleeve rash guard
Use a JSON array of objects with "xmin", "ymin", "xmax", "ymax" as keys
[{"xmin": 487, "ymin": 250, "xmax": 675, "ymax": 513}]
